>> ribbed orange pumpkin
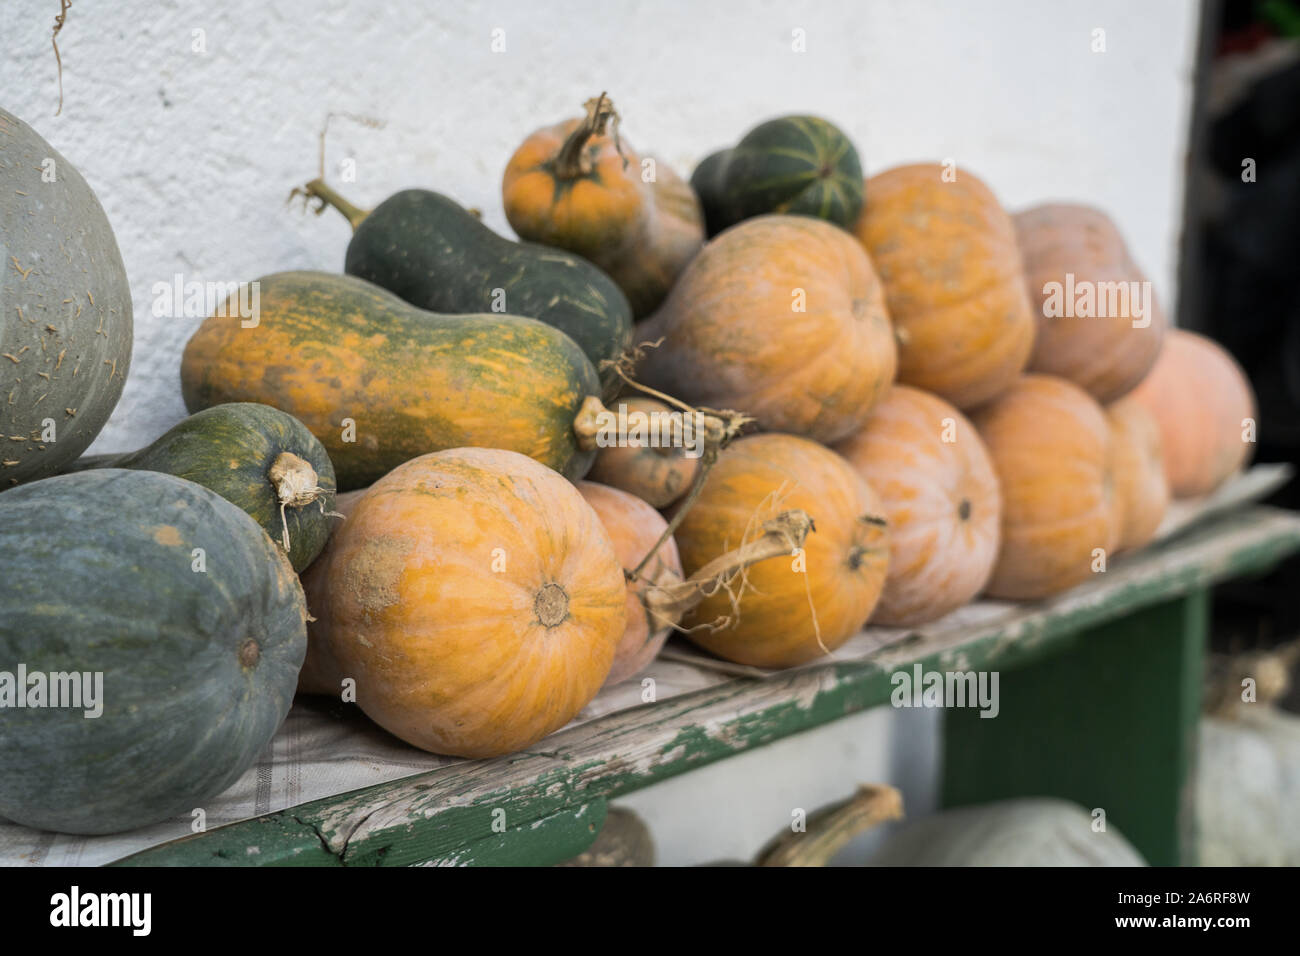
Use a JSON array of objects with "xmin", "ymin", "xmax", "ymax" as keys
[
  {"xmin": 971, "ymin": 375, "xmax": 1114, "ymax": 600},
  {"xmin": 638, "ymin": 215, "xmax": 897, "ymax": 444},
  {"xmin": 586, "ymin": 396, "xmax": 701, "ymax": 508},
  {"xmin": 1015, "ymin": 203, "xmax": 1167, "ymax": 402},
  {"xmin": 1128, "ymin": 329, "xmax": 1256, "ymax": 498},
  {"xmin": 673, "ymin": 433, "xmax": 889, "ymax": 668},
  {"xmin": 501, "ymin": 94, "xmax": 704, "ymax": 318},
  {"xmin": 298, "ymin": 448, "xmax": 626, "ymax": 758},
  {"xmin": 577, "ymin": 481, "xmax": 683, "ymax": 685},
  {"xmin": 834, "ymin": 385, "xmax": 1001, "ymax": 625},
  {"xmin": 1105, "ymin": 397, "xmax": 1169, "ymax": 553},
  {"xmin": 852, "ymin": 164, "xmax": 1035, "ymax": 409}
]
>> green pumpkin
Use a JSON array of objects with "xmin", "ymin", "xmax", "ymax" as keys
[
  {"xmin": 0, "ymin": 107, "xmax": 133, "ymax": 488},
  {"xmin": 305, "ymin": 182, "xmax": 632, "ymax": 398},
  {"xmin": 691, "ymin": 115, "xmax": 864, "ymax": 235},
  {"xmin": 0, "ymin": 469, "xmax": 307, "ymax": 835},
  {"xmin": 180, "ymin": 271, "xmax": 603, "ymax": 490},
  {"xmin": 64, "ymin": 403, "xmax": 337, "ymax": 571}
]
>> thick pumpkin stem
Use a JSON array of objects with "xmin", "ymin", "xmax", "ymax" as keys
[
  {"xmin": 644, "ymin": 509, "xmax": 813, "ymax": 629},
  {"xmin": 573, "ymin": 395, "xmax": 609, "ymax": 452},
  {"xmin": 554, "ymin": 92, "xmax": 621, "ymax": 179},
  {"xmin": 268, "ymin": 452, "xmax": 334, "ymax": 553},
  {"xmin": 573, "ymin": 386, "xmax": 752, "ymax": 583},
  {"xmin": 291, "ymin": 177, "xmax": 371, "ymax": 230},
  {"xmin": 626, "ymin": 403, "xmax": 749, "ymax": 581},
  {"xmin": 755, "ymin": 784, "xmax": 904, "ymax": 867}
]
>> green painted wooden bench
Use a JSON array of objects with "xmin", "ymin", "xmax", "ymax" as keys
[{"xmin": 102, "ymin": 492, "xmax": 1300, "ymax": 867}]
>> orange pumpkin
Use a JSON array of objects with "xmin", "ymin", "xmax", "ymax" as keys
[
  {"xmin": 298, "ymin": 448, "xmax": 626, "ymax": 758},
  {"xmin": 1015, "ymin": 203, "xmax": 1167, "ymax": 402},
  {"xmin": 502, "ymin": 94, "xmax": 704, "ymax": 318},
  {"xmin": 971, "ymin": 375, "xmax": 1114, "ymax": 600},
  {"xmin": 1128, "ymin": 329, "xmax": 1256, "ymax": 498},
  {"xmin": 1105, "ymin": 397, "xmax": 1169, "ymax": 553},
  {"xmin": 577, "ymin": 481, "xmax": 683, "ymax": 685},
  {"xmin": 586, "ymin": 396, "xmax": 701, "ymax": 508},
  {"xmin": 852, "ymin": 163, "xmax": 1035, "ymax": 409},
  {"xmin": 673, "ymin": 433, "xmax": 889, "ymax": 668},
  {"xmin": 834, "ymin": 385, "xmax": 1000, "ymax": 626},
  {"xmin": 577, "ymin": 481, "xmax": 815, "ymax": 685},
  {"xmin": 638, "ymin": 215, "xmax": 897, "ymax": 445}
]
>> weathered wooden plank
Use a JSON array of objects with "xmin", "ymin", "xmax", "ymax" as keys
[
  {"xmin": 412, "ymin": 801, "xmax": 606, "ymax": 868},
  {"xmin": 109, "ymin": 506, "xmax": 1300, "ymax": 867},
  {"xmin": 110, "ymin": 814, "xmax": 345, "ymax": 867}
]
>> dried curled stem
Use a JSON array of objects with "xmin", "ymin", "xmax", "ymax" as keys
[
  {"xmin": 579, "ymin": 347, "xmax": 755, "ymax": 582},
  {"xmin": 268, "ymin": 452, "xmax": 341, "ymax": 554},
  {"xmin": 287, "ymin": 112, "xmax": 384, "ymax": 226},
  {"xmin": 755, "ymin": 785, "xmax": 904, "ymax": 867},
  {"xmin": 643, "ymin": 509, "xmax": 813, "ymax": 630},
  {"xmin": 52, "ymin": 1, "xmax": 72, "ymax": 116},
  {"xmin": 554, "ymin": 92, "xmax": 626, "ymax": 179},
  {"xmin": 288, "ymin": 177, "xmax": 371, "ymax": 230}
]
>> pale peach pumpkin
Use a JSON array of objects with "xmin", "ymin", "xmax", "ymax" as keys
[
  {"xmin": 672, "ymin": 433, "xmax": 890, "ymax": 668},
  {"xmin": 971, "ymin": 375, "xmax": 1114, "ymax": 600},
  {"xmin": 298, "ymin": 448, "xmax": 626, "ymax": 758},
  {"xmin": 586, "ymin": 396, "xmax": 701, "ymax": 508},
  {"xmin": 298, "ymin": 488, "xmax": 364, "ymax": 698},
  {"xmin": 638, "ymin": 215, "xmax": 897, "ymax": 444},
  {"xmin": 1105, "ymin": 397, "xmax": 1170, "ymax": 553},
  {"xmin": 835, "ymin": 385, "xmax": 1001, "ymax": 625},
  {"xmin": 852, "ymin": 164, "xmax": 1035, "ymax": 409},
  {"xmin": 577, "ymin": 481, "xmax": 684, "ymax": 686},
  {"xmin": 1128, "ymin": 329, "xmax": 1256, "ymax": 498},
  {"xmin": 1015, "ymin": 203, "xmax": 1167, "ymax": 402}
]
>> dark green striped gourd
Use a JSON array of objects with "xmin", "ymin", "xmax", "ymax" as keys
[
  {"xmin": 691, "ymin": 115, "xmax": 864, "ymax": 236},
  {"xmin": 64, "ymin": 403, "xmax": 337, "ymax": 571},
  {"xmin": 303, "ymin": 182, "xmax": 632, "ymax": 398},
  {"xmin": 0, "ymin": 469, "xmax": 307, "ymax": 835}
]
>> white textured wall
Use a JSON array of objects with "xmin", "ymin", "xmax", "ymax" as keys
[{"xmin": 0, "ymin": 0, "xmax": 1200, "ymax": 864}]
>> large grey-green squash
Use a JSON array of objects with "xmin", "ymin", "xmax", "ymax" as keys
[
  {"xmin": 1197, "ymin": 706, "xmax": 1300, "ymax": 866},
  {"xmin": 868, "ymin": 798, "xmax": 1147, "ymax": 866},
  {"xmin": 0, "ymin": 107, "xmax": 133, "ymax": 488},
  {"xmin": 0, "ymin": 469, "xmax": 307, "ymax": 835}
]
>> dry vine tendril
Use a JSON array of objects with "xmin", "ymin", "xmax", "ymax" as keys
[
  {"xmin": 287, "ymin": 111, "xmax": 385, "ymax": 217},
  {"xmin": 588, "ymin": 341, "xmax": 755, "ymax": 582},
  {"xmin": 52, "ymin": 0, "xmax": 72, "ymax": 116}
]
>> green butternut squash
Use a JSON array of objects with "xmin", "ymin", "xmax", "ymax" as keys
[
  {"xmin": 300, "ymin": 182, "xmax": 632, "ymax": 398},
  {"xmin": 64, "ymin": 403, "xmax": 337, "ymax": 571},
  {"xmin": 180, "ymin": 271, "xmax": 603, "ymax": 490}
]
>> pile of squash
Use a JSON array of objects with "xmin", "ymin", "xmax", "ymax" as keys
[{"xmin": 0, "ymin": 96, "xmax": 1258, "ymax": 838}]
